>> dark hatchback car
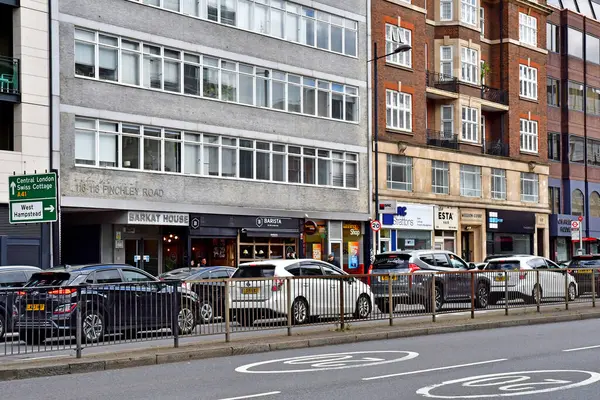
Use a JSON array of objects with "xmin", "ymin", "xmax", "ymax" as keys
[
  {"xmin": 14, "ymin": 264, "xmax": 199, "ymax": 345},
  {"xmin": 0, "ymin": 266, "xmax": 41, "ymax": 339},
  {"xmin": 566, "ymin": 255, "xmax": 600, "ymax": 295},
  {"xmin": 162, "ymin": 266, "xmax": 235, "ymax": 324}
]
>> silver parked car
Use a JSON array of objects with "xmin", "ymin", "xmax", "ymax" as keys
[{"xmin": 368, "ymin": 250, "xmax": 491, "ymax": 313}]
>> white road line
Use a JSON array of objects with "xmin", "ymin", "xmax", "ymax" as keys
[
  {"xmin": 362, "ymin": 358, "xmax": 508, "ymax": 381},
  {"xmin": 563, "ymin": 345, "xmax": 600, "ymax": 352},
  {"xmin": 218, "ymin": 391, "xmax": 281, "ymax": 400}
]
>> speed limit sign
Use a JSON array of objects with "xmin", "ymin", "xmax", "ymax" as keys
[{"xmin": 370, "ymin": 220, "xmax": 381, "ymax": 232}]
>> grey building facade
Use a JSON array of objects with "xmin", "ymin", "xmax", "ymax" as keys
[{"xmin": 52, "ymin": 0, "xmax": 371, "ymax": 274}]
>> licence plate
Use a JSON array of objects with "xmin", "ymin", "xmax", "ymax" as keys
[
  {"xmin": 576, "ymin": 269, "xmax": 593, "ymax": 273},
  {"xmin": 380, "ymin": 276, "xmax": 398, "ymax": 281},
  {"xmin": 26, "ymin": 304, "xmax": 45, "ymax": 311},
  {"xmin": 494, "ymin": 276, "xmax": 507, "ymax": 282},
  {"xmin": 242, "ymin": 288, "xmax": 260, "ymax": 295}
]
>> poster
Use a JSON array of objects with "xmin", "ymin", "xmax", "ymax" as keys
[
  {"xmin": 312, "ymin": 244, "xmax": 322, "ymax": 260},
  {"xmin": 348, "ymin": 242, "xmax": 359, "ymax": 269}
]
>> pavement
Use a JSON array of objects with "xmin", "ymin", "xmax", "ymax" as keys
[{"xmin": 2, "ymin": 317, "xmax": 600, "ymax": 399}]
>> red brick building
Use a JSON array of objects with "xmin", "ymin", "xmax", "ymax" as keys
[{"xmin": 371, "ymin": 0, "xmax": 553, "ymax": 261}]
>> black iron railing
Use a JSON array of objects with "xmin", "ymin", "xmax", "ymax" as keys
[
  {"xmin": 426, "ymin": 70, "xmax": 458, "ymax": 93},
  {"xmin": 481, "ymin": 85, "xmax": 507, "ymax": 105},
  {"xmin": 426, "ymin": 129, "xmax": 459, "ymax": 150},
  {"xmin": 485, "ymin": 140, "xmax": 510, "ymax": 157}
]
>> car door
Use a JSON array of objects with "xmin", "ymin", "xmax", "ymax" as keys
[
  {"xmin": 91, "ymin": 269, "xmax": 127, "ymax": 330},
  {"xmin": 527, "ymin": 258, "xmax": 554, "ymax": 298},
  {"xmin": 544, "ymin": 258, "xmax": 568, "ymax": 298},
  {"xmin": 0, "ymin": 271, "xmax": 28, "ymax": 330},
  {"xmin": 320, "ymin": 264, "xmax": 353, "ymax": 314},
  {"xmin": 299, "ymin": 261, "xmax": 331, "ymax": 317},
  {"xmin": 121, "ymin": 269, "xmax": 164, "ymax": 330},
  {"xmin": 447, "ymin": 253, "xmax": 472, "ymax": 300},
  {"xmin": 208, "ymin": 269, "xmax": 231, "ymax": 318},
  {"xmin": 432, "ymin": 253, "xmax": 458, "ymax": 299}
]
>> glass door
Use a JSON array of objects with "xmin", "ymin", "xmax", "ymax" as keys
[{"xmin": 124, "ymin": 238, "xmax": 160, "ymax": 277}]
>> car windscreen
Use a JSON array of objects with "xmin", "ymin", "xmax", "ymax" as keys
[
  {"xmin": 159, "ymin": 269, "xmax": 199, "ymax": 280},
  {"xmin": 372, "ymin": 254, "xmax": 410, "ymax": 270},
  {"xmin": 25, "ymin": 272, "xmax": 82, "ymax": 287},
  {"xmin": 485, "ymin": 261, "xmax": 521, "ymax": 270},
  {"xmin": 570, "ymin": 258, "xmax": 600, "ymax": 268},
  {"xmin": 232, "ymin": 265, "xmax": 276, "ymax": 278}
]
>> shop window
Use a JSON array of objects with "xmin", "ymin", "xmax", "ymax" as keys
[
  {"xmin": 397, "ymin": 230, "xmax": 431, "ymax": 251},
  {"xmin": 572, "ymin": 189, "xmax": 584, "ymax": 216},
  {"xmin": 591, "ymin": 191, "xmax": 600, "ymax": 217},
  {"xmin": 239, "ymin": 235, "xmax": 297, "ymax": 263}
]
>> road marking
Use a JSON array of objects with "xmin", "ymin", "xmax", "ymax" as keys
[
  {"xmin": 416, "ymin": 370, "xmax": 600, "ymax": 398},
  {"xmin": 363, "ymin": 359, "xmax": 507, "ymax": 381},
  {"xmin": 563, "ymin": 344, "xmax": 600, "ymax": 352},
  {"xmin": 236, "ymin": 351, "xmax": 419, "ymax": 374},
  {"xmin": 218, "ymin": 391, "xmax": 281, "ymax": 400}
]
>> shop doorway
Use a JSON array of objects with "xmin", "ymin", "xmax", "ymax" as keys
[
  {"xmin": 125, "ymin": 239, "xmax": 159, "ymax": 277},
  {"xmin": 461, "ymin": 231, "xmax": 473, "ymax": 262},
  {"xmin": 330, "ymin": 241, "xmax": 342, "ymax": 268},
  {"xmin": 537, "ymin": 228, "xmax": 544, "ymax": 256},
  {"xmin": 190, "ymin": 238, "xmax": 236, "ymax": 267}
]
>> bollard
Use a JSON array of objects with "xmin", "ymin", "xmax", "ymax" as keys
[
  {"xmin": 470, "ymin": 271, "xmax": 475, "ymax": 319},
  {"xmin": 339, "ymin": 277, "xmax": 345, "ymax": 330},
  {"xmin": 536, "ymin": 269, "xmax": 540, "ymax": 313},
  {"xmin": 286, "ymin": 277, "xmax": 292, "ymax": 336},
  {"xmin": 593, "ymin": 269, "xmax": 597, "ymax": 308},
  {"xmin": 172, "ymin": 281, "xmax": 179, "ymax": 349},
  {"xmin": 388, "ymin": 273, "xmax": 393, "ymax": 326},
  {"xmin": 76, "ymin": 286, "xmax": 82, "ymax": 359},
  {"xmin": 504, "ymin": 271, "xmax": 508, "ymax": 316},
  {"xmin": 224, "ymin": 279, "xmax": 231, "ymax": 343},
  {"xmin": 565, "ymin": 269, "xmax": 569, "ymax": 310},
  {"xmin": 431, "ymin": 273, "xmax": 436, "ymax": 322}
]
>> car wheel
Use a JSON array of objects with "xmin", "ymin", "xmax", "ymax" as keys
[
  {"xmin": 527, "ymin": 284, "xmax": 542, "ymax": 304},
  {"xmin": 424, "ymin": 286, "xmax": 443, "ymax": 313},
  {"xmin": 198, "ymin": 300, "xmax": 214, "ymax": 324},
  {"xmin": 0, "ymin": 312, "xmax": 5, "ymax": 340},
  {"xmin": 376, "ymin": 300, "xmax": 390, "ymax": 314},
  {"xmin": 476, "ymin": 283, "xmax": 489, "ymax": 308},
  {"xmin": 177, "ymin": 306, "xmax": 196, "ymax": 335},
  {"xmin": 354, "ymin": 295, "xmax": 371, "ymax": 319},
  {"xmin": 82, "ymin": 311, "xmax": 105, "ymax": 343},
  {"xmin": 568, "ymin": 283, "xmax": 577, "ymax": 302},
  {"xmin": 292, "ymin": 298, "xmax": 309, "ymax": 325}
]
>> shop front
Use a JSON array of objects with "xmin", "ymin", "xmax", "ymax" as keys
[
  {"xmin": 380, "ymin": 203, "xmax": 434, "ymax": 252},
  {"xmin": 434, "ymin": 206, "xmax": 458, "ymax": 252},
  {"xmin": 188, "ymin": 214, "xmax": 301, "ymax": 267},
  {"xmin": 486, "ymin": 210, "xmax": 535, "ymax": 257},
  {"xmin": 458, "ymin": 208, "xmax": 485, "ymax": 262},
  {"xmin": 549, "ymin": 215, "xmax": 576, "ymax": 262}
]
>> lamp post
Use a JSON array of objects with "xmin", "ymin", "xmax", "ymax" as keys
[{"xmin": 368, "ymin": 41, "xmax": 412, "ymax": 254}]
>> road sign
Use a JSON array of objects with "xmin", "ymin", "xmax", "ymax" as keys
[
  {"xmin": 572, "ymin": 221, "xmax": 580, "ymax": 230},
  {"xmin": 8, "ymin": 173, "xmax": 57, "ymax": 224},
  {"xmin": 370, "ymin": 220, "xmax": 381, "ymax": 232},
  {"xmin": 579, "ymin": 215, "xmax": 584, "ymax": 222}
]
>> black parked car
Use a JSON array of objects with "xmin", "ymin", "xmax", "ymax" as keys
[
  {"xmin": 0, "ymin": 266, "xmax": 41, "ymax": 339},
  {"xmin": 566, "ymin": 255, "xmax": 600, "ymax": 295},
  {"xmin": 14, "ymin": 264, "xmax": 199, "ymax": 345},
  {"xmin": 163, "ymin": 266, "xmax": 236, "ymax": 324}
]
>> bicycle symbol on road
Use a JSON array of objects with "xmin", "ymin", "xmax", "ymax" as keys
[
  {"xmin": 236, "ymin": 351, "xmax": 419, "ymax": 374},
  {"xmin": 417, "ymin": 370, "xmax": 600, "ymax": 398}
]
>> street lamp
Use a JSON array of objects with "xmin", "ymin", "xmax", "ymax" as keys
[{"xmin": 368, "ymin": 41, "xmax": 412, "ymax": 254}]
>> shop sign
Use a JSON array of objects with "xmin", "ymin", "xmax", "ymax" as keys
[
  {"xmin": 348, "ymin": 242, "xmax": 360, "ymax": 269},
  {"xmin": 382, "ymin": 204, "xmax": 434, "ymax": 230},
  {"xmin": 189, "ymin": 214, "xmax": 300, "ymax": 231},
  {"xmin": 378, "ymin": 200, "xmax": 397, "ymax": 214},
  {"xmin": 460, "ymin": 209, "xmax": 484, "ymax": 222},
  {"xmin": 312, "ymin": 244, "xmax": 322, "ymax": 260},
  {"xmin": 304, "ymin": 220, "xmax": 318, "ymax": 235},
  {"xmin": 550, "ymin": 215, "xmax": 578, "ymax": 237},
  {"xmin": 487, "ymin": 210, "xmax": 535, "ymax": 233},
  {"xmin": 434, "ymin": 206, "xmax": 458, "ymax": 230},
  {"xmin": 127, "ymin": 211, "xmax": 189, "ymax": 226},
  {"xmin": 344, "ymin": 223, "xmax": 362, "ymax": 236}
]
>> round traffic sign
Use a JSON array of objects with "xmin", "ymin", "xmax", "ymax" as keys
[
  {"xmin": 572, "ymin": 221, "xmax": 580, "ymax": 229},
  {"xmin": 578, "ymin": 216, "xmax": 584, "ymax": 222},
  {"xmin": 370, "ymin": 220, "xmax": 381, "ymax": 232}
]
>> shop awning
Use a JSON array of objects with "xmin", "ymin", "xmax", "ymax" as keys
[
  {"xmin": 191, "ymin": 227, "xmax": 237, "ymax": 238},
  {"xmin": 244, "ymin": 229, "xmax": 299, "ymax": 238}
]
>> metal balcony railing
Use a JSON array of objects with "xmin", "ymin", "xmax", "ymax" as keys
[
  {"xmin": 425, "ymin": 70, "xmax": 458, "ymax": 93},
  {"xmin": 0, "ymin": 56, "xmax": 19, "ymax": 95},
  {"xmin": 481, "ymin": 85, "xmax": 507, "ymax": 105},
  {"xmin": 426, "ymin": 129, "xmax": 459, "ymax": 150},
  {"xmin": 485, "ymin": 140, "xmax": 510, "ymax": 157}
]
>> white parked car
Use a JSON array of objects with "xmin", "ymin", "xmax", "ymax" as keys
[
  {"xmin": 483, "ymin": 256, "xmax": 578, "ymax": 304},
  {"xmin": 229, "ymin": 259, "xmax": 373, "ymax": 326}
]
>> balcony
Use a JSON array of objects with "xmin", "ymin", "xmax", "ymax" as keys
[
  {"xmin": 480, "ymin": 85, "xmax": 508, "ymax": 111},
  {"xmin": 425, "ymin": 70, "xmax": 459, "ymax": 99},
  {"xmin": 485, "ymin": 140, "xmax": 510, "ymax": 157},
  {"xmin": 0, "ymin": 56, "xmax": 19, "ymax": 103},
  {"xmin": 426, "ymin": 129, "xmax": 459, "ymax": 150}
]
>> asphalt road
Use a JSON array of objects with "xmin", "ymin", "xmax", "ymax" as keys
[{"xmin": 2, "ymin": 318, "xmax": 600, "ymax": 399}]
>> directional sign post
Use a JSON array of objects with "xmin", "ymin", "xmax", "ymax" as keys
[{"xmin": 9, "ymin": 173, "xmax": 57, "ymax": 224}]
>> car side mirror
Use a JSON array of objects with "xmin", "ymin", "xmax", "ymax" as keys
[{"xmin": 468, "ymin": 263, "xmax": 477, "ymax": 270}]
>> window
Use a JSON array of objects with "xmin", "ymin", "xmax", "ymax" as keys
[
  {"xmin": 569, "ymin": 135, "xmax": 584, "ymax": 163},
  {"xmin": 587, "ymin": 34, "xmax": 600, "ymax": 64},
  {"xmin": 460, "ymin": 47, "xmax": 478, "ymax": 84},
  {"xmin": 587, "ymin": 86, "xmax": 600, "ymax": 115},
  {"xmin": 122, "ymin": 270, "xmax": 153, "ymax": 282},
  {"xmin": 568, "ymin": 27, "xmax": 583, "ymax": 58},
  {"xmin": 461, "ymin": 106, "xmax": 478, "ymax": 143},
  {"xmin": 0, "ymin": 271, "xmax": 27, "ymax": 287},
  {"xmin": 95, "ymin": 269, "xmax": 123, "ymax": 284},
  {"xmin": 432, "ymin": 160, "xmax": 449, "ymax": 194},
  {"xmin": 572, "ymin": 189, "xmax": 584, "ymax": 216},
  {"xmin": 549, "ymin": 187, "xmax": 561, "ymax": 214},
  {"xmin": 386, "ymin": 90, "xmax": 412, "ymax": 131},
  {"xmin": 547, "ymin": 78, "xmax": 560, "ymax": 107},
  {"xmin": 521, "ymin": 173, "xmax": 539, "ymax": 203},
  {"xmin": 568, "ymin": 81, "xmax": 584, "ymax": 111},
  {"xmin": 519, "ymin": 13, "xmax": 537, "ymax": 46},
  {"xmin": 74, "ymin": 117, "xmax": 358, "ymax": 189},
  {"xmin": 520, "ymin": 118, "xmax": 538, "ymax": 153},
  {"xmin": 461, "ymin": 0, "xmax": 477, "ymax": 25},
  {"xmin": 387, "ymin": 155, "xmax": 412, "ymax": 191},
  {"xmin": 460, "ymin": 165, "xmax": 481, "ymax": 197},
  {"xmin": 441, "ymin": 0, "xmax": 452, "ymax": 20},
  {"xmin": 546, "ymin": 23, "xmax": 559, "ymax": 52},
  {"xmin": 440, "ymin": 46, "xmax": 453, "ymax": 78},
  {"xmin": 591, "ymin": 192, "xmax": 600, "ymax": 217},
  {"xmin": 441, "ymin": 105, "xmax": 453, "ymax": 133},
  {"xmin": 519, "ymin": 65, "xmax": 538, "ymax": 100},
  {"xmin": 74, "ymin": 29, "xmax": 359, "ymax": 123},
  {"xmin": 479, "ymin": 7, "xmax": 484, "ymax": 37},
  {"xmin": 491, "ymin": 168, "xmax": 506, "ymax": 200},
  {"xmin": 587, "ymin": 138, "xmax": 600, "ymax": 166},
  {"xmin": 136, "ymin": 0, "xmax": 358, "ymax": 56},
  {"xmin": 385, "ymin": 24, "xmax": 411, "ymax": 68},
  {"xmin": 548, "ymin": 132, "xmax": 561, "ymax": 161}
]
